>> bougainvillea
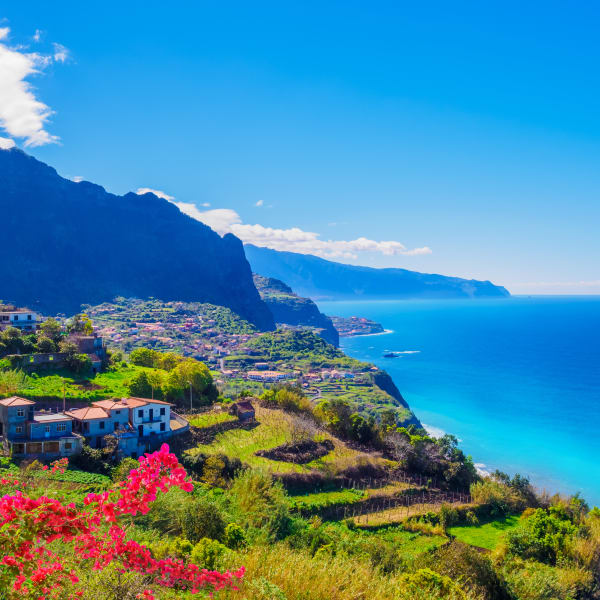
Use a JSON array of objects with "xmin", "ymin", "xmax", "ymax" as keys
[{"xmin": 0, "ymin": 445, "xmax": 244, "ymax": 599}]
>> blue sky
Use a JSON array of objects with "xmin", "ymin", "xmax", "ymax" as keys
[{"xmin": 1, "ymin": 1, "xmax": 599, "ymax": 294}]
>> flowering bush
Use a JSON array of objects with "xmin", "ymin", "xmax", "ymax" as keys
[{"xmin": 0, "ymin": 445, "xmax": 244, "ymax": 599}]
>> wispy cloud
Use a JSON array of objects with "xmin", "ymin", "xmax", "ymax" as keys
[
  {"xmin": 255, "ymin": 199, "xmax": 264, "ymax": 207},
  {"xmin": 136, "ymin": 187, "xmax": 175, "ymax": 201},
  {"xmin": 71, "ymin": 175, "xmax": 84, "ymax": 182},
  {"xmin": 52, "ymin": 43, "xmax": 68, "ymax": 63},
  {"xmin": 201, "ymin": 202, "xmax": 211, "ymax": 207},
  {"xmin": 173, "ymin": 203, "xmax": 432, "ymax": 259},
  {"xmin": 0, "ymin": 27, "xmax": 68, "ymax": 147}
]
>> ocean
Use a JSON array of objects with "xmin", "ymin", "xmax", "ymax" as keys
[{"xmin": 317, "ymin": 296, "xmax": 600, "ymax": 506}]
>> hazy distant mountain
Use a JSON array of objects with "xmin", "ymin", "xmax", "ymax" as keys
[
  {"xmin": 253, "ymin": 274, "xmax": 339, "ymax": 346},
  {"xmin": 0, "ymin": 149, "xmax": 274, "ymax": 330},
  {"xmin": 245, "ymin": 245, "xmax": 510, "ymax": 300}
]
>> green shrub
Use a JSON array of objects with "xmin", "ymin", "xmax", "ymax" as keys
[
  {"xmin": 505, "ymin": 508, "xmax": 577, "ymax": 564},
  {"xmin": 224, "ymin": 523, "xmax": 246, "ymax": 549},
  {"xmin": 439, "ymin": 504, "xmax": 459, "ymax": 530},
  {"xmin": 111, "ymin": 457, "xmax": 139, "ymax": 483},
  {"xmin": 400, "ymin": 568, "xmax": 465, "ymax": 599},
  {"xmin": 415, "ymin": 542, "xmax": 511, "ymax": 600},
  {"xmin": 229, "ymin": 469, "xmax": 292, "ymax": 541},
  {"xmin": 170, "ymin": 536, "xmax": 193, "ymax": 559},
  {"xmin": 190, "ymin": 537, "xmax": 228, "ymax": 570},
  {"xmin": 246, "ymin": 576, "xmax": 288, "ymax": 600},
  {"xmin": 179, "ymin": 498, "xmax": 226, "ymax": 543}
]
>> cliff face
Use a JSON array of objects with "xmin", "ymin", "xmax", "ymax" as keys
[
  {"xmin": 253, "ymin": 274, "xmax": 339, "ymax": 346},
  {"xmin": 245, "ymin": 245, "xmax": 510, "ymax": 300},
  {"xmin": 0, "ymin": 149, "xmax": 274, "ymax": 330}
]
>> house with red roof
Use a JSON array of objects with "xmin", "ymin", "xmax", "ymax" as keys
[{"xmin": 66, "ymin": 397, "xmax": 188, "ymax": 458}]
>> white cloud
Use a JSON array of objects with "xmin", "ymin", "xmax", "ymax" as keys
[
  {"xmin": 0, "ymin": 27, "xmax": 66, "ymax": 147},
  {"xmin": 201, "ymin": 202, "xmax": 211, "ymax": 207},
  {"xmin": 0, "ymin": 136, "xmax": 15, "ymax": 149},
  {"xmin": 52, "ymin": 43, "xmax": 68, "ymax": 63},
  {"xmin": 136, "ymin": 187, "xmax": 175, "ymax": 201},
  {"xmin": 33, "ymin": 29, "xmax": 42, "ymax": 43},
  {"xmin": 255, "ymin": 199, "xmax": 264, "ymax": 207},
  {"xmin": 173, "ymin": 202, "xmax": 432, "ymax": 259},
  {"xmin": 71, "ymin": 175, "xmax": 84, "ymax": 182}
]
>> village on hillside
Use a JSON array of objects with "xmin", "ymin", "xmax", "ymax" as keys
[{"xmin": 0, "ymin": 301, "xmax": 406, "ymax": 463}]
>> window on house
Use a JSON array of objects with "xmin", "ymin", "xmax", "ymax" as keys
[
  {"xmin": 99, "ymin": 421, "xmax": 105, "ymax": 430},
  {"xmin": 17, "ymin": 409, "xmax": 24, "ymax": 417},
  {"xmin": 160, "ymin": 408, "xmax": 166, "ymax": 416},
  {"xmin": 115, "ymin": 410, "xmax": 121, "ymax": 414},
  {"xmin": 138, "ymin": 410, "xmax": 143, "ymax": 418},
  {"xmin": 45, "ymin": 425, "xmax": 51, "ymax": 433},
  {"xmin": 27, "ymin": 315, "xmax": 32, "ymax": 320},
  {"xmin": 57, "ymin": 424, "xmax": 66, "ymax": 432},
  {"xmin": 160, "ymin": 423, "xmax": 166, "ymax": 432},
  {"xmin": 15, "ymin": 426, "xmax": 23, "ymax": 434},
  {"xmin": 64, "ymin": 442, "xmax": 72, "ymax": 450}
]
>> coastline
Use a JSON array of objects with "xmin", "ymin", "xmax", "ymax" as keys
[{"xmin": 340, "ymin": 328, "xmax": 393, "ymax": 338}]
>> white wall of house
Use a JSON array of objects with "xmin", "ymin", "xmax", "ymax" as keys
[{"xmin": 129, "ymin": 403, "xmax": 171, "ymax": 437}]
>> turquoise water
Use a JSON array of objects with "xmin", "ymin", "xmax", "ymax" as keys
[{"xmin": 317, "ymin": 297, "xmax": 600, "ymax": 506}]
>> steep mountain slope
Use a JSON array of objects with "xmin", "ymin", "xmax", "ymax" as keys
[
  {"xmin": 0, "ymin": 149, "xmax": 274, "ymax": 330},
  {"xmin": 253, "ymin": 274, "xmax": 339, "ymax": 346},
  {"xmin": 245, "ymin": 245, "xmax": 510, "ymax": 300}
]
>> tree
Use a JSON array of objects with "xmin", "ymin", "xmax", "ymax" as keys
[
  {"xmin": 163, "ymin": 358, "xmax": 215, "ymax": 405},
  {"xmin": 66, "ymin": 313, "xmax": 94, "ymax": 335},
  {"xmin": 155, "ymin": 351, "xmax": 182, "ymax": 371},
  {"xmin": 0, "ymin": 327, "xmax": 24, "ymax": 355},
  {"xmin": 127, "ymin": 371, "xmax": 152, "ymax": 398},
  {"xmin": 129, "ymin": 347, "xmax": 157, "ymax": 367},
  {"xmin": 380, "ymin": 408, "xmax": 397, "ymax": 432},
  {"xmin": 146, "ymin": 370, "xmax": 165, "ymax": 400},
  {"xmin": 59, "ymin": 341, "xmax": 91, "ymax": 374},
  {"xmin": 35, "ymin": 336, "xmax": 56, "ymax": 353},
  {"xmin": 38, "ymin": 317, "xmax": 63, "ymax": 344}
]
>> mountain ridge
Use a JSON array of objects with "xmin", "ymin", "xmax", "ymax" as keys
[{"xmin": 245, "ymin": 244, "xmax": 510, "ymax": 300}]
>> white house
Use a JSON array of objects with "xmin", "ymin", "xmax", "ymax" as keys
[{"xmin": 0, "ymin": 308, "xmax": 40, "ymax": 332}]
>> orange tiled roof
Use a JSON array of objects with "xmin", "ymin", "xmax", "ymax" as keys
[
  {"xmin": 65, "ymin": 406, "xmax": 109, "ymax": 421},
  {"xmin": 0, "ymin": 396, "xmax": 35, "ymax": 407},
  {"xmin": 121, "ymin": 397, "xmax": 172, "ymax": 407}
]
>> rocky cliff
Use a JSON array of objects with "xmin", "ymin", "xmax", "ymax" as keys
[
  {"xmin": 253, "ymin": 274, "xmax": 339, "ymax": 346},
  {"xmin": 0, "ymin": 149, "xmax": 274, "ymax": 330}
]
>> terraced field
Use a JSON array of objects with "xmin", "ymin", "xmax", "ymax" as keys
[{"xmin": 185, "ymin": 406, "xmax": 381, "ymax": 473}]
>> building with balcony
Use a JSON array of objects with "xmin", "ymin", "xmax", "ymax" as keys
[
  {"xmin": 67, "ymin": 397, "xmax": 188, "ymax": 458},
  {"xmin": 0, "ymin": 308, "xmax": 40, "ymax": 332}
]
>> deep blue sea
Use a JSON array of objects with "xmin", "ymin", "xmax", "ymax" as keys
[{"xmin": 317, "ymin": 297, "xmax": 600, "ymax": 506}]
